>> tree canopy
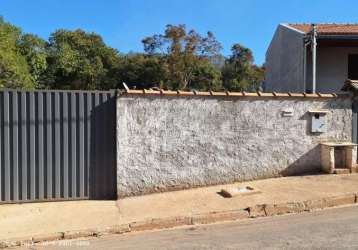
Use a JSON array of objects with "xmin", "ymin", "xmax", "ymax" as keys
[
  {"xmin": 0, "ymin": 17, "xmax": 264, "ymax": 91},
  {"xmin": 44, "ymin": 29, "xmax": 120, "ymax": 89},
  {"xmin": 0, "ymin": 17, "xmax": 34, "ymax": 88},
  {"xmin": 142, "ymin": 24, "xmax": 223, "ymax": 90},
  {"xmin": 18, "ymin": 33, "xmax": 48, "ymax": 88},
  {"xmin": 222, "ymin": 44, "xmax": 264, "ymax": 91}
]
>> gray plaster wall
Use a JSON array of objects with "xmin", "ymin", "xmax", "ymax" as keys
[
  {"xmin": 265, "ymin": 24, "xmax": 305, "ymax": 92},
  {"xmin": 314, "ymin": 47, "xmax": 358, "ymax": 93},
  {"xmin": 116, "ymin": 95, "xmax": 352, "ymax": 197}
]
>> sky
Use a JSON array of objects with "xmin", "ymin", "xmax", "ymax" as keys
[{"xmin": 2, "ymin": 0, "xmax": 358, "ymax": 65}]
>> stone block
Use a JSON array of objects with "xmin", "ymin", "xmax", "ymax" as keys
[
  {"xmin": 0, "ymin": 242, "xmax": 7, "ymax": 249},
  {"xmin": 31, "ymin": 232, "xmax": 64, "ymax": 243},
  {"xmin": 247, "ymin": 205, "xmax": 266, "ymax": 217},
  {"xmin": 150, "ymin": 216, "xmax": 192, "ymax": 229},
  {"xmin": 304, "ymin": 193, "xmax": 356, "ymax": 210},
  {"xmin": 0, "ymin": 239, "xmax": 23, "ymax": 249},
  {"xmin": 104, "ymin": 224, "xmax": 131, "ymax": 234},
  {"xmin": 324, "ymin": 194, "xmax": 356, "ymax": 207},
  {"xmin": 130, "ymin": 216, "xmax": 191, "ymax": 231},
  {"xmin": 63, "ymin": 230, "xmax": 97, "ymax": 239},
  {"xmin": 129, "ymin": 220, "xmax": 154, "ymax": 231},
  {"xmin": 264, "ymin": 202, "xmax": 306, "ymax": 216},
  {"xmin": 304, "ymin": 199, "xmax": 326, "ymax": 210},
  {"xmin": 192, "ymin": 210, "xmax": 249, "ymax": 224}
]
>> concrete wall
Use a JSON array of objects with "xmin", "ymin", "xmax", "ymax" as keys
[
  {"xmin": 265, "ymin": 24, "xmax": 305, "ymax": 92},
  {"xmin": 116, "ymin": 95, "xmax": 352, "ymax": 197}
]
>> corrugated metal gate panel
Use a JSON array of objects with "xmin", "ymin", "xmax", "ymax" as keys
[{"xmin": 0, "ymin": 90, "xmax": 116, "ymax": 203}]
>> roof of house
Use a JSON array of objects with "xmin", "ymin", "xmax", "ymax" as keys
[{"xmin": 287, "ymin": 24, "xmax": 358, "ymax": 35}]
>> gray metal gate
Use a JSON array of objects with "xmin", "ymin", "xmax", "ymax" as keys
[{"xmin": 0, "ymin": 89, "xmax": 117, "ymax": 203}]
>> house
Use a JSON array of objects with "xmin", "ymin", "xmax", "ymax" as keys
[{"xmin": 265, "ymin": 23, "xmax": 358, "ymax": 93}]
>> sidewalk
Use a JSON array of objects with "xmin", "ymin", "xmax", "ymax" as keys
[{"xmin": 1, "ymin": 174, "xmax": 358, "ymax": 242}]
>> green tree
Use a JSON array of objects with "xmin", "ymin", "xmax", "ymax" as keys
[
  {"xmin": 45, "ymin": 29, "xmax": 120, "ymax": 89},
  {"xmin": 222, "ymin": 43, "xmax": 264, "ymax": 91},
  {"xmin": 189, "ymin": 60, "xmax": 222, "ymax": 90},
  {"xmin": 116, "ymin": 53, "xmax": 168, "ymax": 89},
  {"xmin": 0, "ymin": 18, "xmax": 264, "ymax": 92},
  {"xmin": 18, "ymin": 34, "xmax": 48, "ymax": 88},
  {"xmin": 142, "ymin": 24, "xmax": 223, "ymax": 90},
  {"xmin": 249, "ymin": 64, "xmax": 265, "ymax": 91},
  {"xmin": 0, "ymin": 17, "xmax": 34, "ymax": 89}
]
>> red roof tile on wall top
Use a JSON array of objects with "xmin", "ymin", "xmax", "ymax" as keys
[
  {"xmin": 288, "ymin": 24, "xmax": 358, "ymax": 35},
  {"xmin": 122, "ymin": 89, "xmax": 344, "ymax": 99}
]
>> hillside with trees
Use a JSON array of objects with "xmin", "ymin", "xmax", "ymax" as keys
[{"xmin": 0, "ymin": 17, "xmax": 264, "ymax": 91}]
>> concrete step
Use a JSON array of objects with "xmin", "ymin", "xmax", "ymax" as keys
[{"xmin": 334, "ymin": 168, "xmax": 351, "ymax": 174}]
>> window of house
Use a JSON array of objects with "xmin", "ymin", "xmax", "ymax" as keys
[{"xmin": 348, "ymin": 54, "xmax": 358, "ymax": 80}]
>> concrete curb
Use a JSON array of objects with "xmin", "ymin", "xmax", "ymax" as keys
[{"xmin": 1, "ymin": 192, "xmax": 357, "ymax": 248}]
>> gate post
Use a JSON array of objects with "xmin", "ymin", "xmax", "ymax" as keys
[{"xmin": 353, "ymin": 98, "xmax": 358, "ymax": 145}]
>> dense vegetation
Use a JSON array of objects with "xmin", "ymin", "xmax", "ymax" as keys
[{"xmin": 0, "ymin": 17, "xmax": 264, "ymax": 91}]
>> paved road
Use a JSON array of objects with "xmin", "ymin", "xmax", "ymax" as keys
[{"xmin": 20, "ymin": 205, "xmax": 358, "ymax": 250}]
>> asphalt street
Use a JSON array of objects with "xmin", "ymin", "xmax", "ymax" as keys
[{"xmin": 18, "ymin": 205, "xmax": 358, "ymax": 250}]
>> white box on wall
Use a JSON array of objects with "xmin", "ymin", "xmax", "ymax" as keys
[{"xmin": 308, "ymin": 110, "xmax": 329, "ymax": 133}]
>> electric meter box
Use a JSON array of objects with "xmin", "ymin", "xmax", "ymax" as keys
[{"xmin": 308, "ymin": 110, "xmax": 329, "ymax": 133}]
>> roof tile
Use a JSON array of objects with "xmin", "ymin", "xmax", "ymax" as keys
[
  {"xmin": 123, "ymin": 89, "xmax": 341, "ymax": 99},
  {"xmin": 288, "ymin": 23, "xmax": 358, "ymax": 35}
]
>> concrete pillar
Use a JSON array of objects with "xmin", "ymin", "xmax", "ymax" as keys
[
  {"xmin": 321, "ymin": 145, "xmax": 334, "ymax": 174},
  {"xmin": 345, "ymin": 146, "xmax": 357, "ymax": 173}
]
